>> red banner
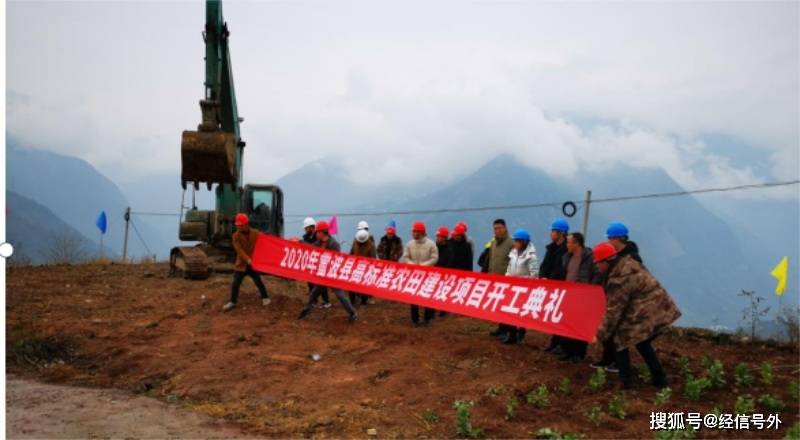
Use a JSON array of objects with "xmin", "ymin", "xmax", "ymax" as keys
[{"xmin": 251, "ymin": 234, "xmax": 606, "ymax": 342}]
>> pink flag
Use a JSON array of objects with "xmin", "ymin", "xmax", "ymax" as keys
[{"xmin": 328, "ymin": 216, "xmax": 339, "ymax": 235}]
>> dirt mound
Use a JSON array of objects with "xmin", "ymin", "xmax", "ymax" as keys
[{"xmin": 6, "ymin": 263, "xmax": 799, "ymax": 438}]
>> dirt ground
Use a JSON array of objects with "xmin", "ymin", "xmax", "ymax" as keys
[
  {"xmin": 6, "ymin": 376, "xmax": 244, "ymax": 438},
  {"xmin": 6, "ymin": 262, "xmax": 799, "ymax": 439}
]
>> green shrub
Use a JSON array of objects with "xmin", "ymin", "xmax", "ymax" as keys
[
  {"xmin": 683, "ymin": 376, "xmax": 711, "ymax": 401},
  {"xmin": 505, "ymin": 395, "xmax": 519, "ymax": 421},
  {"xmin": 589, "ymin": 368, "xmax": 606, "ymax": 392},
  {"xmin": 654, "ymin": 387, "xmax": 672, "ymax": 406},
  {"xmin": 586, "ymin": 405, "xmax": 604, "ymax": 427},
  {"xmin": 423, "ymin": 408, "xmax": 439, "ymax": 423},
  {"xmin": 758, "ymin": 394, "xmax": 785, "ymax": 411},
  {"xmin": 453, "ymin": 400, "xmax": 482, "ymax": 438},
  {"xmin": 734, "ymin": 363, "xmax": 754, "ymax": 388},
  {"xmin": 558, "ymin": 377, "xmax": 572, "ymax": 395},
  {"xmin": 791, "ymin": 381, "xmax": 800, "ymax": 402},
  {"xmin": 759, "ymin": 362, "xmax": 774, "ymax": 386},
  {"xmin": 654, "ymin": 427, "xmax": 697, "ymax": 439},
  {"xmin": 526, "ymin": 385, "xmax": 550, "ymax": 408},
  {"xmin": 734, "ymin": 394, "xmax": 755, "ymax": 414},
  {"xmin": 638, "ymin": 363, "xmax": 652, "ymax": 383},
  {"xmin": 608, "ymin": 391, "xmax": 626, "ymax": 420},
  {"xmin": 485, "ymin": 385, "xmax": 505, "ymax": 397},
  {"xmin": 678, "ymin": 357, "xmax": 692, "ymax": 380},
  {"xmin": 784, "ymin": 422, "xmax": 800, "ymax": 440},
  {"xmin": 706, "ymin": 358, "xmax": 726, "ymax": 389}
]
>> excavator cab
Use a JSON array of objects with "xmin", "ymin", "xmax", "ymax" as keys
[{"xmin": 243, "ymin": 184, "xmax": 283, "ymax": 237}]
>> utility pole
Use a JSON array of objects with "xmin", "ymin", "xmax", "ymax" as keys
[
  {"xmin": 581, "ymin": 190, "xmax": 592, "ymax": 239},
  {"xmin": 122, "ymin": 207, "xmax": 131, "ymax": 262}
]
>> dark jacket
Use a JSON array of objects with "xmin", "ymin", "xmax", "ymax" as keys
[
  {"xmin": 302, "ymin": 230, "xmax": 316, "ymax": 244},
  {"xmin": 540, "ymin": 240, "xmax": 568, "ymax": 280},
  {"xmin": 436, "ymin": 241, "xmax": 452, "ymax": 268},
  {"xmin": 449, "ymin": 238, "xmax": 474, "ymax": 271},
  {"xmin": 477, "ymin": 247, "xmax": 491, "ymax": 273},
  {"xmin": 377, "ymin": 235, "xmax": 403, "ymax": 261},
  {"xmin": 617, "ymin": 240, "xmax": 643, "ymax": 264},
  {"xmin": 314, "ymin": 236, "xmax": 341, "ymax": 252},
  {"xmin": 597, "ymin": 255, "xmax": 681, "ymax": 350},
  {"xmin": 561, "ymin": 247, "xmax": 602, "ymax": 284}
]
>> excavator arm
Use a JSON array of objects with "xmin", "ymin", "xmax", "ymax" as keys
[{"xmin": 180, "ymin": 0, "xmax": 243, "ymax": 192}]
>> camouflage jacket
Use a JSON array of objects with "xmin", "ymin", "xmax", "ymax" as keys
[{"xmin": 596, "ymin": 255, "xmax": 681, "ymax": 351}]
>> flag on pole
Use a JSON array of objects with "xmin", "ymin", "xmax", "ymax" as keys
[
  {"xmin": 771, "ymin": 256, "xmax": 788, "ymax": 296},
  {"xmin": 328, "ymin": 216, "xmax": 339, "ymax": 235},
  {"xmin": 96, "ymin": 211, "xmax": 108, "ymax": 234}
]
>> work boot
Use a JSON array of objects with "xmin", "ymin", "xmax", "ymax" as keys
[
  {"xmin": 262, "ymin": 298, "xmax": 271, "ymax": 306},
  {"xmin": 348, "ymin": 313, "xmax": 359, "ymax": 323},
  {"xmin": 298, "ymin": 308, "xmax": 311, "ymax": 320},
  {"xmin": 320, "ymin": 302, "xmax": 332, "ymax": 309},
  {"xmin": 222, "ymin": 302, "xmax": 236, "ymax": 312}
]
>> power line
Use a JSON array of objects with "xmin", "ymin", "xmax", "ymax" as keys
[
  {"xmin": 285, "ymin": 179, "xmax": 799, "ymax": 219},
  {"xmin": 132, "ymin": 211, "xmax": 181, "ymax": 217},
  {"xmin": 129, "ymin": 218, "xmax": 153, "ymax": 255},
  {"xmin": 126, "ymin": 179, "xmax": 799, "ymax": 219}
]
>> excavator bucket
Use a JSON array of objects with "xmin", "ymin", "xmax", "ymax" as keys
[{"xmin": 180, "ymin": 130, "xmax": 237, "ymax": 189}]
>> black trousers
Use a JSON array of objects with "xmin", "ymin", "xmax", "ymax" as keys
[
  {"xmin": 562, "ymin": 337, "xmax": 587, "ymax": 358},
  {"xmin": 498, "ymin": 324, "xmax": 526, "ymax": 342},
  {"xmin": 410, "ymin": 305, "xmax": 435, "ymax": 323},
  {"xmin": 349, "ymin": 292, "xmax": 371, "ymax": 305},
  {"xmin": 303, "ymin": 285, "xmax": 356, "ymax": 317},
  {"xmin": 230, "ymin": 266, "xmax": 269, "ymax": 303},
  {"xmin": 308, "ymin": 283, "xmax": 330, "ymax": 303},
  {"xmin": 547, "ymin": 334, "xmax": 564, "ymax": 350},
  {"xmin": 615, "ymin": 336, "xmax": 667, "ymax": 387}
]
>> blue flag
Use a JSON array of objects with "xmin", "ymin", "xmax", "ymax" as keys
[
  {"xmin": 96, "ymin": 211, "xmax": 107, "ymax": 234},
  {"xmin": 388, "ymin": 219, "xmax": 397, "ymax": 229}
]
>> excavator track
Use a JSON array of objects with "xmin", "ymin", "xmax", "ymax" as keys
[{"xmin": 169, "ymin": 246, "xmax": 211, "ymax": 280}]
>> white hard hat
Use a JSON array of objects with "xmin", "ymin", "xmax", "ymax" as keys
[
  {"xmin": 303, "ymin": 217, "xmax": 316, "ymax": 228},
  {"xmin": 357, "ymin": 220, "xmax": 369, "ymax": 230},
  {"xmin": 355, "ymin": 229, "xmax": 370, "ymax": 243}
]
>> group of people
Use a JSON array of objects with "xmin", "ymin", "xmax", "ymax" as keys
[{"xmin": 223, "ymin": 212, "xmax": 681, "ymax": 389}]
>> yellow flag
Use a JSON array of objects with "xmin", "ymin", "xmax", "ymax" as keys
[{"xmin": 770, "ymin": 256, "xmax": 788, "ymax": 296}]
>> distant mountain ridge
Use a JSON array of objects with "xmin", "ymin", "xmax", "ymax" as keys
[
  {"xmin": 6, "ymin": 135, "xmax": 167, "ymax": 259},
  {"xmin": 6, "ymin": 191, "xmax": 111, "ymax": 263}
]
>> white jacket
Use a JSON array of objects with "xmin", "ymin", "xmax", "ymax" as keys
[
  {"xmin": 506, "ymin": 243, "xmax": 539, "ymax": 278},
  {"xmin": 400, "ymin": 237, "xmax": 439, "ymax": 266}
]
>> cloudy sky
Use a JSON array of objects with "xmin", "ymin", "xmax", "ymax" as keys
[{"xmin": 7, "ymin": 1, "xmax": 799, "ymax": 195}]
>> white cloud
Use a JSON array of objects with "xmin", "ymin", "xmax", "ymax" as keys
[{"xmin": 6, "ymin": 0, "xmax": 798, "ymax": 199}]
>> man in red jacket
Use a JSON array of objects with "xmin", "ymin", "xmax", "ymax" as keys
[{"xmin": 223, "ymin": 213, "xmax": 270, "ymax": 312}]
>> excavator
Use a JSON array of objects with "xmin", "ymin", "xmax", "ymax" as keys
[{"xmin": 170, "ymin": 0, "xmax": 284, "ymax": 279}]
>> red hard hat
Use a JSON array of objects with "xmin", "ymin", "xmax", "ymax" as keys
[
  {"xmin": 316, "ymin": 220, "xmax": 330, "ymax": 232},
  {"xmin": 436, "ymin": 226, "xmax": 449, "ymax": 237},
  {"xmin": 234, "ymin": 213, "xmax": 249, "ymax": 226},
  {"xmin": 386, "ymin": 226, "xmax": 396, "ymax": 235},
  {"xmin": 593, "ymin": 242, "xmax": 617, "ymax": 263},
  {"xmin": 456, "ymin": 221, "xmax": 468, "ymax": 232},
  {"xmin": 452, "ymin": 224, "xmax": 467, "ymax": 236},
  {"xmin": 412, "ymin": 221, "xmax": 426, "ymax": 233}
]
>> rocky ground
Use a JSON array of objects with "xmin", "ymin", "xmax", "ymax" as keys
[{"xmin": 6, "ymin": 262, "xmax": 799, "ymax": 438}]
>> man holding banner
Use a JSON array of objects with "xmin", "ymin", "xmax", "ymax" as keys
[
  {"xmin": 400, "ymin": 221, "xmax": 439, "ymax": 326},
  {"xmin": 297, "ymin": 220, "xmax": 359, "ymax": 322}
]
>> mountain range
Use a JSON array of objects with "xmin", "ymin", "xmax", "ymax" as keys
[{"xmin": 5, "ymin": 135, "xmax": 798, "ymax": 330}]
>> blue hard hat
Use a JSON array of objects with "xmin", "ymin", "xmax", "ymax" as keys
[
  {"xmin": 512, "ymin": 229, "xmax": 531, "ymax": 241},
  {"xmin": 606, "ymin": 222, "xmax": 630, "ymax": 238},
  {"xmin": 550, "ymin": 218, "xmax": 569, "ymax": 233}
]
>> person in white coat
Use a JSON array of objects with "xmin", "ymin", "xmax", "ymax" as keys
[
  {"xmin": 500, "ymin": 229, "xmax": 539, "ymax": 344},
  {"xmin": 400, "ymin": 221, "xmax": 439, "ymax": 326}
]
